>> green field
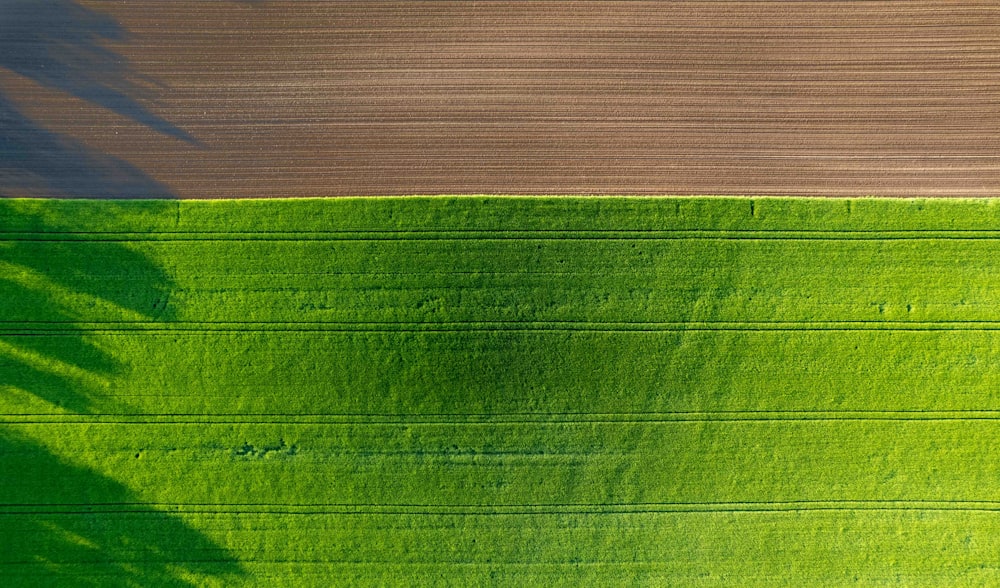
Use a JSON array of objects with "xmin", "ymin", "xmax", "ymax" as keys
[{"xmin": 6, "ymin": 196, "xmax": 1000, "ymax": 585}]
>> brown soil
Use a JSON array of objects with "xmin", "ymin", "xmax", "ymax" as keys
[{"xmin": 4, "ymin": 1, "xmax": 1000, "ymax": 198}]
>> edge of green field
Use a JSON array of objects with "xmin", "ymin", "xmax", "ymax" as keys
[
  {"xmin": 4, "ymin": 195, "xmax": 1000, "ymax": 234},
  {"xmin": 7, "ymin": 195, "xmax": 1000, "ymax": 586}
]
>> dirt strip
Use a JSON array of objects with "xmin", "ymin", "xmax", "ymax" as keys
[{"xmin": 3, "ymin": 1, "xmax": 999, "ymax": 198}]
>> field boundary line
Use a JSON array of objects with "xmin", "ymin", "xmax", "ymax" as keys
[
  {"xmin": 8, "ymin": 228, "xmax": 1000, "ymax": 241},
  {"xmin": 7, "ymin": 320, "xmax": 1000, "ymax": 333},
  {"xmin": 3, "ymin": 500, "xmax": 1000, "ymax": 515},
  {"xmin": 7, "ymin": 411, "xmax": 1000, "ymax": 424}
]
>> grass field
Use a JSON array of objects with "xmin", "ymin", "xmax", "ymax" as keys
[{"xmin": 5, "ymin": 196, "xmax": 1000, "ymax": 585}]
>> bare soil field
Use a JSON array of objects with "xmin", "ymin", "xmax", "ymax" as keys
[{"xmin": 3, "ymin": 1, "xmax": 999, "ymax": 198}]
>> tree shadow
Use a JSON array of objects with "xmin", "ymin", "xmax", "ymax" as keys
[
  {"xmin": 0, "ymin": 0, "xmax": 197, "ymax": 143},
  {"xmin": 0, "ymin": 430, "xmax": 243, "ymax": 586},
  {"xmin": 0, "ymin": 94, "xmax": 176, "ymax": 198},
  {"xmin": 0, "ymin": 205, "xmax": 245, "ymax": 584},
  {"xmin": 0, "ymin": 0, "xmax": 194, "ymax": 198},
  {"xmin": 1, "ymin": 2, "xmax": 243, "ymax": 581},
  {"xmin": 0, "ymin": 200, "xmax": 177, "ymax": 414}
]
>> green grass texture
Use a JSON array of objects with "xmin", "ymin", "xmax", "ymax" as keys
[{"xmin": 5, "ymin": 196, "xmax": 1000, "ymax": 585}]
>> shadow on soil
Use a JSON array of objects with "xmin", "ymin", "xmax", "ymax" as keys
[
  {"xmin": 0, "ymin": 0, "xmax": 193, "ymax": 197},
  {"xmin": 1, "ymin": 3, "xmax": 243, "ymax": 582},
  {"xmin": 0, "ymin": 92, "xmax": 177, "ymax": 198},
  {"xmin": 0, "ymin": 0, "xmax": 196, "ymax": 142}
]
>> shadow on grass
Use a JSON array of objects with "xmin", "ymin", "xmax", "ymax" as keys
[
  {"xmin": 0, "ymin": 205, "xmax": 246, "ymax": 584},
  {"xmin": 0, "ymin": 200, "xmax": 177, "ymax": 413},
  {"xmin": 0, "ymin": 430, "xmax": 244, "ymax": 587}
]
